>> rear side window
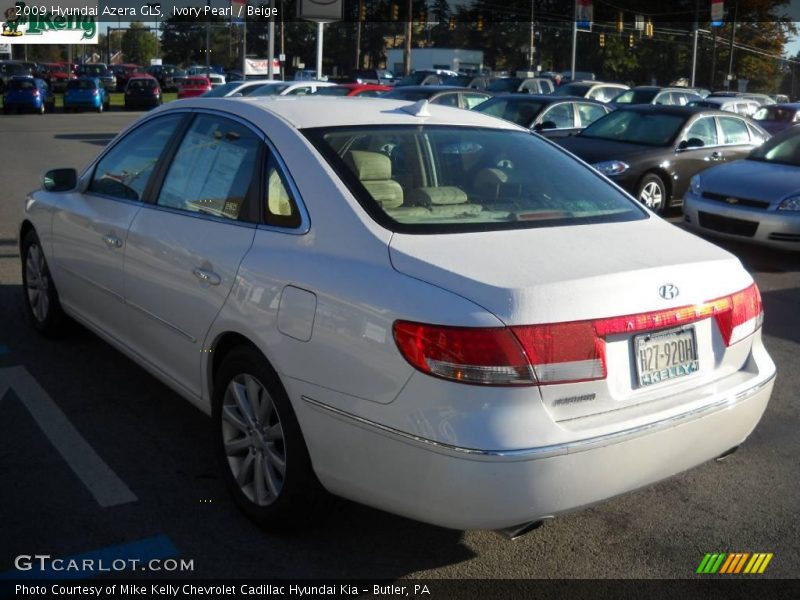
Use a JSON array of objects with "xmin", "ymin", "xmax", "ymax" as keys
[
  {"xmin": 462, "ymin": 93, "xmax": 490, "ymax": 109},
  {"xmin": 157, "ymin": 115, "xmax": 261, "ymax": 222},
  {"xmin": 89, "ymin": 115, "xmax": 183, "ymax": 201},
  {"xmin": 304, "ymin": 125, "xmax": 645, "ymax": 233},
  {"xmin": 434, "ymin": 93, "xmax": 459, "ymax": 107},
  {"xmin": 719, "ymin": 116, "xmax": 750, "ymax": 144}
]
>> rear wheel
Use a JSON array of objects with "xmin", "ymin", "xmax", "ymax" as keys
[
  {"xmin": 213, "ymin": 346, "xmax": 326, "ymax": 530},
  {"xmin": 38, "ymin": 103, "xmax": 45, "ymax": 115},
  {"xmin": 21, "ymin": 230, "xmax": 67, "ymax": 337},
  {"xmin": 96, "ymin": 102, "xmax": 103, "ymax": 113},
  {"xmin": 637, "ymin": 173, "xmax": 668, "ymax": 214}
]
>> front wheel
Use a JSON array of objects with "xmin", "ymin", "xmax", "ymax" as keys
[
  {"xmin": 213, "ymin": 346, "xmax": 326, "ymax": 531},
  {"xmin": 637, "ymin": 173, "xmax": 668, "ymax": 214},
  {"xmin": 21, "ymin": 230, "xmax": 67, "ymax": 337}
]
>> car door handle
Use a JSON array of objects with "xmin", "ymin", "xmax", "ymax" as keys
[
  {"xmin": 103, "ymin": 234, "xmax": 123, "ymax": 249},
  {"xmin": 710, "ymin": 151, "xmax": 724, "ymax": 161},
  {"xmin": 192, "ymin": 267, "xmax": 221, "ymax": 286}
]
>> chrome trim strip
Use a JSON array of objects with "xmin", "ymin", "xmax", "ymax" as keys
[
  {"xmin": 125, "ymin": 300, "xmax": 197, "ymax": 343},
  {"xmin": 301, "ymin": 372, "xmax": 775, "ymax": 461}
]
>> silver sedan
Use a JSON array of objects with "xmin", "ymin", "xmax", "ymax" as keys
[{"xmin": 683, "ymin": 126, "xmax": 800, "ymax": 250}]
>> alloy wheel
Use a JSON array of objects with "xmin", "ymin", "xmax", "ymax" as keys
[
  {"xmin": 25, "ymin": 243, "xmax": 50, "ymax": 322},
  {"xmin": 639, "ymin": 181, "xmax": 664, "ymax": 210},
  {"xmin": 221, "ymin": 373, "xmax": 286, "ymax": 507}
]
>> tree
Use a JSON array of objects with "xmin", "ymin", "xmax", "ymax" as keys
[{"xmin": 121, "ymin": 21, "xmax": 157, "ymax": 65}]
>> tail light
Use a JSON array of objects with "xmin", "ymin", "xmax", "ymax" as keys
[
  {"xmin": 154, "ymin": 88, "xmax": 160, "ymax": 95},
  {"xmin": 32, "ymin": 90, "xmax": 40, "ymax": 97},
  {"xmin": 393, "ymin": 283, "xmax": 762, "ymax": 387}
]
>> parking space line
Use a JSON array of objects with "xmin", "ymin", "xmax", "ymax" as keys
[
  {"xmin": 0, "ymin": 535, "xmax": 179, "ymax": 580},
  {"xmin": 0, "ymin": 366, "xmax": 137, "ymax": 508}
]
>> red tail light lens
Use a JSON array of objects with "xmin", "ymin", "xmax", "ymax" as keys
[
  {"xmin": 393, "ymin": 321, "xmax": 535, "ymax": 386},
  {"xmin": 393, "ymin": 284, "xmax": 762, "ymax": 387}
]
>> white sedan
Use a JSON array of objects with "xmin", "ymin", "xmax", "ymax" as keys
[{"xmin": 18, "ymin": 96, "xmax": 775, "ymax": 534}]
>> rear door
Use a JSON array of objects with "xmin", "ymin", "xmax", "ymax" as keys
[
  {"xmin": 716, "ymin": 114, "xmax": 758, "ymax": 162},
  {"xmin": 122, "ymin": 112, "xmax": 262, "ymax": 398},
  {"xmin": 50, "ymin": 113, "xmax": 184, "ymax": 341}
]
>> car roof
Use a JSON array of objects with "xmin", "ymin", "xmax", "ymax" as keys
[
  {"xmin": 167, "ymin": 96, "xmax": 525, "ymax": 130},
  {"xmin": 617, "ymin": 104, "xmax": 728, "ymax": 117},
  {"xmin": 490, "ymin": 93, "xmax": 599, "ymax": 103},
  {"xmin": 388, "ymin": 85, "xmax": 478, "ymax": 93},
  {"xmin": 775, "ymin": 103, "xmax": 800, "ymax": 109}
]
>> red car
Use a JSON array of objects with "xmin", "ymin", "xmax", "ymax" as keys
[
  {"xmin": 36, "ymin": 63, "xmax": 75, "ymax": 93},
  {"xmin": 178, "ymin": 76, "xmax": 212, "ymax": 99},
  {"xmin": 315, "ymin": 83, "xmax": 392, "ymax": 97}
]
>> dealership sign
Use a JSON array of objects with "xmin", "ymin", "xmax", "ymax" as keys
[
  {"xmin": 245, "ymin": 58, "xmax": 281, "ymax": 76},
  {"xmin": 711, "ymin": 0, "xmax": 724, "ymax": 26},
  {"xmin": 1, "ymin": 1, "xmax": 98, "ymax": 44}
]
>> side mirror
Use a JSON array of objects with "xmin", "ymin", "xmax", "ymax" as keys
[
  {"xmin": 43, "ymin": 168, "xmax": 77, "ymax": 192},
  {"xmin": 536, "ymin": 121, "xmax": 557, "ymax": 131},
  {"xmin": 678, "ymin": 137, "xmax": 705, "ymax": 151}
]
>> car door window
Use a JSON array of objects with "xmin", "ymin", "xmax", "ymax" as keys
[
  {"xmin": 434, "ymin": 93, "xmax": 459, "ymax": 107},
  {"xmin": 684, "ymin": 117, "xmax": 718, "ymax": 147},
  {"xmin": 286, "ymin": 86, "xmax": 311, "ymax": 96},
  {"xmin": 89, "ymin": 114, "xmax": 183, "ymax": 201},
  {"xmin": 718, "ymin": 116, "xmax": 751, "ymax": 145},
  {"xmin": 747, "ymin": 124, "xmax": 767, "ymax": 144},
  {"xmin": 462, "ymin": 92, "xmax": 490, "ymax": 109},
  {"xmin": 654, "ymin": 92, "xmax": 671, "ymax": 105},
  {"xmin": 540, "ymin": 103, "xmax": 575, "ymax": 129},
  {"xmin": 156, "ymin": 114, "xmax": 261, "ymax": 222},
  {"xmin": 576, "ymin": 102, "xmax": 607, "ymax": 127}
]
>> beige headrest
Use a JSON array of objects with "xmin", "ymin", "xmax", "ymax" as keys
[
  {"xmin": 349, "ymin": 151, "xmax": 392, "ymax": 181},
  {"xmin": 407, "ymin": 186, "xmax": 469, "ymax": 206}
]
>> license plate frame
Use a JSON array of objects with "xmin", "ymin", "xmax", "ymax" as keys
[{"xmin": 634, "ymin": 325, "xmax": 699, "ymax": 388}]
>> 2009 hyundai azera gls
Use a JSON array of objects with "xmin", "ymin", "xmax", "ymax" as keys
[{"xmin": 18, "ymin": 97, "xmax": 775, "ymax": 533}]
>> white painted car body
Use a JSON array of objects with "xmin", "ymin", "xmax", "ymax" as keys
[{"xmin": 19, "ymin": 97, "xmax": 776, "ymax": 531}]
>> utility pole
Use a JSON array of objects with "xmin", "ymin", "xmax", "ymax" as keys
[
  {"xmin": 403, "ymin": 0, "xmax": 412, "ymax": 75},
  {"xmin": 267, "ymin": 0, "xmax": 275, "ymax": 79},
  {"xmin": 205, "ymin": 0, "xmax": 211, "ymax": 68},
  {"xmin": 726, "ymin": 0, "xmax": 738, "ymax": 90},
  {"xmin": 355, "ymin": 0, "xmax": 364, "ymax": 71},
  {"xmin": 280, "ymin": 0, "xmax": 285, "ymax": 80},
  {"xmin": 528, "ymin": 0, "xmax": 535, "ymax": 70},
  {"xmin": 570, "ymin": 0, "xmax": 577, "ymax": 81},
  {"xmin": 690, "ymin": 0, "xmax": 699, "ymax": 87},
  {"xmin": 711, "ymin": 30, "xmax": 717, "ymax": 89},
  {"xmin": 242, "ymin": 10, "xmax": 247, "ymax": 76}
]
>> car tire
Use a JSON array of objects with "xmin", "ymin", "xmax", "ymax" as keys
[
  {"xmin": 212, "ymin": 345, "xmax": 327, "ymax": 531},
  {"xmin": 96, "ymin": 102, "xmax": 103, "ymax": 113},
  {"xmin": 2, "ymin": 106, "xmax": 9, "ymax": 115},
  {"xmin": 21, "ymin": 229, "xmax": 68, "ymax": 337},
  {"xmin": 637, "ymin": 173, "xmax": 668, "ymax": 214},
  {"xmin": 38, "ymin": 103, "xmax": 45, "ymax": 115}
]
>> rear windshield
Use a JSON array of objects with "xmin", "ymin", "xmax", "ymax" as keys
[
  {"xmin": 250, "ymin": 84, "xmax": 290, "ymax": 96},
  {"xmin": 8, "ymin": 79, "xmax": 35, "ymax": 90},
  {"xmin": 128, "ymin": 79, "xmax": 156, "ymax": 90},
  {"xmin": 67, "ymin": 80, "xmax": 95, "ymax": 90},
  {"xmin": 754, "ymin": 106, "xmax": 797, "ymax": 122},
  {"xmin": 612, "ymin": 89, "xmax": 659, "ymax": 104},
  {"xmin": 384, "ymin": 89, "xmax": 430, "ymax": 102},
  {"xmin": 552, "ymin": 83, "xmax": 592, "ymax": 96},
  {"xmin": 315, "ymin": 86, "xmax": 352, "ymax": 96},
  {"xmin": 304, "ymin": 125, "xmax": 645, "ymax": 233},
  {"xmin": 81, "ymin": 65, "xmax": 106, "ymax": 75},
  {"xmin": 184, "ymin": 78, "xmax": 209, "ymax": 86},
  {"xmin": 579, "ymin": 110, "xmax": 685, "ymax": 146},
  {"xmin": 201, "ymin": 82, "xmax": 242, "ymax": 97},
  {"xmin": 487, "ymin": 78, "xmax": 522, "ymax": 92},
  {"xmin": 476, "ymin": 99, "xmax": 546, "ymax": 127}
]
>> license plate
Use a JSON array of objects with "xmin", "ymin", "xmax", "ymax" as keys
[{"xmin": 634, "ymin": 326, "xmax": 699, "ymax": 387}]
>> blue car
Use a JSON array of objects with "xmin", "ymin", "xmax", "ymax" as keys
[
  {"xmin": 63, "ymin": 77, "xmax": 109, "ymax": 113},
  {"xmin": 2, "ymin": 76, "xmax": 55, "ymax": 114}
]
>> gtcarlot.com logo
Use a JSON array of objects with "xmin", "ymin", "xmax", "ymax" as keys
[
  {"xmin": 14, "ymin": 554, "xmax": 194, "ymax": 573},
  {"xmin": 696, "ymin": 552, "xmax": 773, "ymax": 575}
]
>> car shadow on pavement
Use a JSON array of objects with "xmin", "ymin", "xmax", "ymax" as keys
[
  {"xmin": 53, "ymin": 133, "xmax": 116, "ymax": 147},
  {"xmin": 707, "ymin": 238, "xmax": 799, "ymax": 274},
  {"xmin": 0, "ymin": 280, "xmax": 477, "ymax": 579},
  {"xmin": 760, "ymin": 287, "xmax": 800, "ymax": 346}
]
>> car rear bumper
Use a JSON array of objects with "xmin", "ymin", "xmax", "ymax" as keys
[
  {"xmin": 295, "ymin": 340, "xmax": 775, "ymax": 530},
  {"xmin": 3, "ymin": 99, "xmax": 43, "ymax": 110},
  {"xmin": 683, "ymin": 191, "xmax": 800, "ymax": 250}
]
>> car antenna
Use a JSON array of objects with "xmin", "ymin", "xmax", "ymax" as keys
[{"xmin": 400, "ymin": 99, "xmax": 431, "ymax": 117}]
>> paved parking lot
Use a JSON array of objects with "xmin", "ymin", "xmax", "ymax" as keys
[{"xmin": 0, "ymin": 112, "xmax": 798, "ymax": 580}]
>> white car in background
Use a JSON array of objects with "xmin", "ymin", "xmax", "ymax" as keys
[
  {"xmin": 248, "ymin": 80, "xmax": 336, "ymax": 96},
  {"xmin": 18, "ymin": 97, "xmax": 775, "ymax": 534}
]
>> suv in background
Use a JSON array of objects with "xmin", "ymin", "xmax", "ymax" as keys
[
  {"xmin": 610, "ymin": 86, "xmax": 704, "ymax": 107},
  {"xmin": 0, "ymin": 60, "xmax": 36, "ymax": 92},
  {"xmin": 147, "ymin": 64, "xmax": 183, "ymax": 91},
  {"xmin": 76, "ymin": 63, "xmax": 115, "ymax": 92},
  {"xmin": 353, "ymin": 69, "xmax": 395, "ymax": 85},
  {"xmin": 553, "ymin": 81, "xmax": 629, "ymax": 103}
]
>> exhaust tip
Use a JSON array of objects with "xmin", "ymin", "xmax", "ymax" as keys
[
  {"xmin": 715, "ymin": 445, "xmax": 740, "ymax": 462},
  {"xmin": 495, "ymin": 517, "xmax": 552, "ymax": 540}
]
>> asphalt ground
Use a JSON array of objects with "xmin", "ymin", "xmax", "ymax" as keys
[{"xmin": 0, "ymin": 112, "xmax": 798, "ymax": 584}]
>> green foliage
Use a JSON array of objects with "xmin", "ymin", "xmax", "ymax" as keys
[{"xmin": 121, "ymin": 21, "xmax": 158, "ymax": 65}]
